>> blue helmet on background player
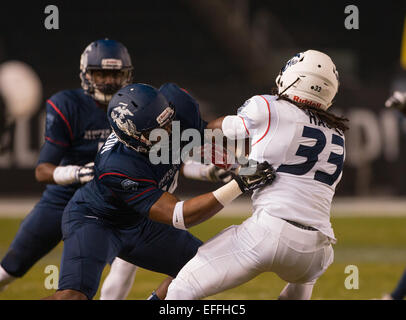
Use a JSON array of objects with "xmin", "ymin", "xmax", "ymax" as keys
[
  {"xmin": 107, "ymin": 83, "xmax": 175, "ymax": 152},
  {"xmin": 80, "ymin": 39, "xmax": 134, "ymax": 105}
]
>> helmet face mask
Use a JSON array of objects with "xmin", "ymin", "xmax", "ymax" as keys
[
  {"xmin": 79, "ymin": 39, "xmax": 134, "ymax": 105},
  {"xmin": 84, "ymin": 69, "xmax": 132, "ymax": 104},
  {"xmin": 276, "ymin": 50, "xmax": 339, "ymax": 110}
]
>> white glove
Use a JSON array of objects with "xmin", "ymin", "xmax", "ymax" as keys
[
  {"xmin": 385, "ymin": 91, "xmax": 406, "ymax": 111},
  {"xmin": 182, "ymin": 161, "xmax": 233, "ymax": 183},
  {"xmin": 76, "ymin": 162, "xmax": 95, "ymax": 184},
  {"xmin": 53, "ymin": 162, "xmax": 95, "ymax": 185},
  {"xmin": 205, "ymin": 164, "xmax": 233, "ymax": 183}
]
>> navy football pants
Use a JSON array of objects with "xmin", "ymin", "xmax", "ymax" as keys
[
  {"xmin": 1, "ymin": 199, "xmax": 64, "ymax": 277},
  {"xmin": 58, "ymin": 205, "xmax": 202, "ymax": 299}
]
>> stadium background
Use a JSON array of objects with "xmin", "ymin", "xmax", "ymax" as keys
[{"xmin": 0, "ymin": 0, "xmax": 405, "ymax": 300}]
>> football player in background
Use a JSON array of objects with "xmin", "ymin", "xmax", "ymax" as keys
[
  {"xmin": 385, "ymin": 91, "xmax": 406, "ymax": 113},
  {"xmin": 166, "ymin": 50, "xmax": 349, "ymax": 300},
  {"xmin": 0, "ymin": 38, "xmax": 141, "ymax": 299},
  {"xmin": 43, "ymin": 83, "xmax": 275, "ymax": 300},
  {"xmin": 380, "ymin": 91, "xmax": 406, "ymax": 300}
]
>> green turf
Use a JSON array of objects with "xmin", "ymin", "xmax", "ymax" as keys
[{"xmin": 0, "ymin": 215, "xmax": 405, "ymax": 300}]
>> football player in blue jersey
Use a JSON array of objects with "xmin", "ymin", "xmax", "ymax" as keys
[
  {"xmin": 43, "ymin": 83, "xmax": 276, "ymax": 300},
  {"xmin": 0, "ymin": 38, "xmax": 140, "ymax": 299}
]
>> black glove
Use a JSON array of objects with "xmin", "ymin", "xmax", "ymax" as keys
[{"xmin": 232, "ymin": 161, "xmax": 276, "ymax": 192}]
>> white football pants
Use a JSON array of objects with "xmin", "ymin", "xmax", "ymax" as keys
[
  {"xmin": 166, "ymin": 210, "xmax": 334, "ymax": 300},
  {"xmin": 100, "ymin": 257, "xmax": 138, "ymax": 300}
]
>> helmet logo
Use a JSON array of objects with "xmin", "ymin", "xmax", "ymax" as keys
[
  {"xmin": 111, "ymin": 104, "xmax": 141, "ymax": 137},
  {"xmin": 281, "ymin": 53, "xmax": 302, "ymax": 73},
  {"xmin": 293, "ymin": 96, "xmax": 322, "ymax": 108},
  {"xmin": 101, "ymin": 58, "xmax": 123, "ymax": 70}
]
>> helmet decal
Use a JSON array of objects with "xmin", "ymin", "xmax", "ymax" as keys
[
  {"xmin": 110, "ymin": 104, "xmax": 141, "ymax": 137},
  {"xmin": 101, "ymin": 58, "xmax": 123, "ymax": 69},
  {"xmin": 281, "ymin": 53, "xmax": 302, "ymax": 73}
]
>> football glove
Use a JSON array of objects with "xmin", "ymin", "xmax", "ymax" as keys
[
  {"xmin": 53, "ymin": 162, "xmax": 95, "ymax": 185},
  {"xmin": 232, "ymin": 161, "xmax": 276, "ymax": 192},
  {"xmin": 76, "ymin": 162, "xmax": 95, "ymax": 184},
  {"xmin": 206, "ymin": 164, "xmax": 233, "ymax": 183},
  {"xmin": 385, "ymin": 91, "xmax": 406, "ymax": 112},
  {"xmin": 182, "ymin": 161, "xmax": 233, "ymax": 183}
]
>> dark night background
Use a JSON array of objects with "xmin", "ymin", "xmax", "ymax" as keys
[{"xmin": 0, "ymin": 0, "xmax": 405, "ymax": 197}]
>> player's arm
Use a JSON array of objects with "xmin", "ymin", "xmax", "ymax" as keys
[
  {"xmin": 181, "ymin": 161, "xmax": 232, "ymax": 183},
  {"xmin": 149, "ymin": 191, "xmax": 222, "ymax": 229},
  {"xmin": 35, "ymin": 160, "xmax": 94, "ymax": 185},
  {"xmin": 206, "ymin": 116, "xmax": 226, "ymax": 130},
  {"xmin": 35, "ymin": 96, "xmax": 94, "ymax": 185},
  {"xmin": 207, "ymin": 96, "xmax": 268, "ymax": 139},
  {"xmin": 386, "ymin": 91, "xmax": 406, "ymax": 114},
  {"xmin": 35, "ymin": 162, "xmax": 58, "ymax": 183},
  {"xmin": 150, "ymin": 161, "xmax": 276, "ymax": 229}
]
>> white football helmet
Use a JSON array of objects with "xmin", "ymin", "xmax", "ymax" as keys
[{"xmin": 275, "ymin": 50, "xmax": 339, "ymax": 110}]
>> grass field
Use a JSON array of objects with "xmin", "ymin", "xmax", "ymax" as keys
[{"xmin": 0, "ymin": 215, "xmax": 405, "ymax": 300}]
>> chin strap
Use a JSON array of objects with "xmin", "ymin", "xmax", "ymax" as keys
[
  {"xmin": 93, "ymin": 89, "xmax": 113, "ymax": 105},
  {"xmin": 278, "ymin": 77, "xmax": 301, "ymax": 98}
]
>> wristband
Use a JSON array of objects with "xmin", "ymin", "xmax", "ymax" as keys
[
  {"xmin": 53, "ymin": 165, "xmax": 80, "ymax": 185},
  {"xmin": 212, "ymin": 179, "xmax": 243, "ymax": 207},
  {"xmin": 172, "ymin": 201, "xmax": 187, "ymax": 230}
]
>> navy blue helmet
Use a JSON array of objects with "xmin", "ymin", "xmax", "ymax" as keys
[
  {"xmin": 80, "ymin": 39, "xmax": 134, "ymax": 104},
  {"xmin": 107, "ymin": 83, "xmax": 175, "ymax": 152}
]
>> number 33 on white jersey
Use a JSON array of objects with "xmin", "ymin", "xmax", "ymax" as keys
[{"xmin": 222, "ymin": 95, "xmax": 345, "ymax": 241}]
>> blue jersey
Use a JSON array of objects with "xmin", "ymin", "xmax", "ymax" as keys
[
  {"xmin": 38, "ymin": 89, "xmax": 111, "ymax": 204},
  {"xmin": 69, "ymin": 83, "xmax": 207, "ymax": 226}
]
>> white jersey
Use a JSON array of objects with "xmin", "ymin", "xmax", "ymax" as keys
[{"xmin": 222, "ymin": 95, "xmax": 345, "ymax": 241}]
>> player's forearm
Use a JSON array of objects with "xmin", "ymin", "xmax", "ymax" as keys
[
  {"xmin": 206, "ymin": 116, "xmax": 226, "ymax": 130},
  {"xmin": 149, "ymin": 180, "xmax": 243, "ymax": 229},
  {"xmin": 178, "ymin": 180, "xmax": 243, "ymax": 229},
  {"xmin": 35, "ymin": 162, "xmax": 94, "ymax": 185},
  {"xmin": 182, "ymin": 193, "xmax": 224, "ymax": 228},
  {"xmin": 35, "ymin": 163, "xmax": 57, "ymax": 184}
]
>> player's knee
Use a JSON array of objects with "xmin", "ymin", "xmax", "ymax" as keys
[
  {"xmin": 165, "ymin": 278, "xmax": 190, "ymax": 300},
  {"xmin": 165, "ymin": 275, "xmax": 202, "ymax": 300},
  {"xmin": 46, "ymin": 289, "xmax": 88, "ymax": 300}
]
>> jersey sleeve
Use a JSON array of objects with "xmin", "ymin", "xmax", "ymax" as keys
[
  {"xmin": 98, "ymin": 171, "xmax": 165, "ymax": 217},
  {"xmin": 44, "ymin": 93, "xmax": 74, "ymax": 148},
  {"xmin": 37, "ymin": 140, "xmax": 67, "ymax": 165},
  {"xmin": 222, "ymin": 95, "xmax": 270, "ymax": 139},
  {"xmin": 159, "ymin": 82, "xmax": 207, "ymax": 135}
]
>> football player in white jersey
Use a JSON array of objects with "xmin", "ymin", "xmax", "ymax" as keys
[{"xmin": 165, "ymin": 50, "xmax": 349, "ymax": 300}]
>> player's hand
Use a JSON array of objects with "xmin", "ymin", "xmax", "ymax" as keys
[
  {"xmin": 206, "ymin": 164, "xmax": 233, "ymax": 183},
  {"xmin": 232, "ymin": 161, "xmax": 276, "ymax": 192},
  {"xmin": 385, "ymin": 91, "xmax": 406, "ymax": 112},
  {"xmin": 75, "ymin": 162, "xmax": 95, "ymax": 184}
]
